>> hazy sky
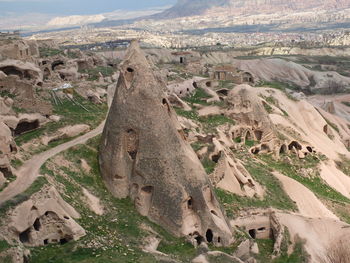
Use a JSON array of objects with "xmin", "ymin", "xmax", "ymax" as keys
[{"xmin": 0, "ymin": 0, "xmax": 177, "ymax": 16}]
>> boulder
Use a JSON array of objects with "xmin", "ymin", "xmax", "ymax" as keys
[
  {"xmin": 99, "ymin": 41, "xmax": 233, "ymax": 246},
  {"xmin": 235, "ymin": 239, "xmax": 251, "ymax": 260}
]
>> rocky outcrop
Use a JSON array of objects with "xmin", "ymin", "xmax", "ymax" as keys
[
  {"xmin": 0, "ymin": 40, "xmax": 39, "ymax": 61},
  {"xmin": 0, "ymin": 59, "xmax": 42, "ymax": 83},
  {"xmin": 99, "ymin": 41, "xmax": 233, "ymax": 246},
  {"xmin": 233, "ymin": 58, "xmax": 350, "ymax": 94},
  {"xmin": 1, "ymin": 113, "xmax": 47, "ymax": 137},
  {"xmin": 0, "ymin": 59, "xmax": 52, "ymax": 115},
  {"xmin": 0, "ymin": 186, "xmax": 85, "ymax": 247},
  {"xmin": 226, "ymin": 85, "xmax": 279, "ymax": 155},
  {"xmin": 0, "ymin": 121, "xmax": 17, "ymax": 182}
]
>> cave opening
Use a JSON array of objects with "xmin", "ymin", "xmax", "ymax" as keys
[
  {"xmin": 60, "ymin": 238, "xmax": 69, "ymax": 245},
  {"xmin": 126, "ymin": 129, "xmax": 138, "ymax": 160},
  {"xmin": 52, "ymin": 61, "xmax": 64, "ymax": 71},
  {"xmin": 194, "ymin": 232, "xmax": 204, "ymax": 245},
  {"xmin": 0, "ymin": 167, "xmax": 12, "ymax": 178},
  {"xmin": 141, "ymin": 186, "xmax": 153, "ymax": 194},
  {"xmin": 14, "ymin": 120, "xmax": 40, "ymax": 136},
  {"xmin": 254, "ymin": 130, "xmax": 263, "ymax": 141},
  {"xmin": 249, "ymin": 229, "xmax": 256, "ymax": 239},
  {"xmin": 19, "ymin": 228, "xmax": 31, "ymax": 243},
  {"xmin": 251, "ymin": 148, "xmax": 260, "ymax": 155},
  {"xmin": 211, "ymin": 152, "xmax": 221, "ymax": 163},
  {"xmin": 187, "ymin": 197, "xmax": 193, "ymax": 209},
  {"xmin": 279, "ymin": 144, "xmax": 287, "ymax": 154},
  {"xmin": 206, "ymin": 229, "xmax": 213, "ymax": 243},
  {"xmin": 33, "ymin": 218, "xmax": 41, "ymax": 231},
  {"xmin": 288, "ymin": 141, "xmax": 302, "ymax": 151},
  {"xmin": 43, "ymin": 68, "xmax": 50, "ymax": 80},
  {"xmin": 0, "ymin": 66, "xmax": 23, "ymax": 78}
]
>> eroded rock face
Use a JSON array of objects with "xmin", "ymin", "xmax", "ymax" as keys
[
  {"xmin": 0, "ymin": 121, "xmax": 16, "ymax": 179},
  {"xmin": 1, "ymin": 186, "xmax": 85, "ymax": 247},
  {"xmin": 227, "ymin": 85, "xmax": 276, "ymax": 142},
  {"xmin": 99, "ymin": 41, "xmax": 233, "ymax": 246}
]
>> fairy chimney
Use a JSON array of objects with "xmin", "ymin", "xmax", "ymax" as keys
[{"xmin": 99, "ymin": 41, "xmax": 233, "ymax": 246}]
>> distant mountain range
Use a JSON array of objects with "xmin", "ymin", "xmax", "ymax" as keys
[
  {"xmin": 153, "ymin": 0, "xmax": 228, "ymax": 18},
  {"xmin": 18, "ymin": 0, "xmax": 350, "ymax": 34},
  {"xmin": 154, "ymin": 0, "xmax": 350, "ymax": 18}
]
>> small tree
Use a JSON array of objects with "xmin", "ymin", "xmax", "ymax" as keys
[{"xmin": 324, "ymin": 80, "xmax": 344, "ymax": 94}]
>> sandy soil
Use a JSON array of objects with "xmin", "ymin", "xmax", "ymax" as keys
[
  {"xmin": 273, "ymin": 172, "xmax": 338, "ymax": 220},
  {"xmin": 319, "ymin": 160, "xmax": 350, "ymax": 199},
  {"xmin": 82, "ymin": 188, "xmax": 104, "ymax": 215}
]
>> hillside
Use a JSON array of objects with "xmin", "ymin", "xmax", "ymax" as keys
[
  {"xmin": 1, "ymin": 39, "xmax": 350, "ymax": 263},
  {"xmin": 157, "ymin": 0, "xmax": 350, "ymax": 18}
]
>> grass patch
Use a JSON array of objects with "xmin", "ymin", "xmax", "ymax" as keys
[
  {"xmin": 191, "ymin": 141, "xmax": 208, "ymax": 152},
  {"xmin": 215, "ymin": 155, "xmax": 297, "ymax": 217},
  {"xmin": 218, "ymin": 80, "xmax": 234, "ymax": 90},
  {"xmin": 10, "ymin": 158, "xmax": 23, "ymax": 168},
  {"xmin": 0, "ymin": 240, "xmax": 11, "ymax": 253},
  {"xmin": 0, "ymin": 173, "xmax": 16, "ymax": 193},
  {"xmin": 30, "ymin": 136, "xmax": 197, "ymax": 263},
  {"xmin": 183, "ymin": 88, "xmax": 227, "ymax": 108},
  {"xmin": 201, "ymin": 115, "xmax": 235, "ymax": 133},
  {"xmin": 79, "ymin": 66, "xmax": 114, "ymax": 81},
  {"xmin": 157, "ymin": 240, "xmax": 197, "ymax": 259},
  {"xmin": 260, "ymin": 95, "xmax": 289, "ymax": 116},
  {"xmin": 202, "ymin": 157, "xmax": 216, "ymax": 175},
  {"xmin": 0, "ymin": 90, "xmax": 15, "ymax": 99},
  {"xmin": 260, "ymin": 154, "xmax": 350, "ymax": 204},
  {"xmin": 255, "ymin": 239, "xmax": 308, "ymax": 263},
  {"xmin": 234, "ymin": 137, "xmax": 242, "ymax": 143},
  {"xmin": 281, "ymin": 109, "xmax": 289, "ymax": 117},
  {"xmin": 175, "ymin": 108, "xmax": 235, "ymax": 133},
  {"xmin": 183, "ymin": 88, "xmax": 212, "ymax": 105},
  {"xmin": 0, "ymin": 255, "xmax": 12, "ymax": 263},
  {"xmin": 263, "ymin": 101, "xmax": 273, "ymax": 114},
  {"xmin": 245, "ymin": 140, "xmax": 256, "ymax": 147},
  {"xmin": 39, "ymin": 47, "xmax": 63, "ymax": 57},
  {"xmin": 174, "ymin": 108, "xmax": 199, "ymax": 121},
  {"xmin": 258, "ymin": 81, "xmax": 299, "ymax": 101},
  {"xmin": 255, "ymin": 239, "xmax": 274, "ymax": 262},
  {"xmin": 15, "ymin": 92, "xmax": 107, "ymax": 153},
  {"xmin": 13, "ymin": 106, "xmax": 27, "ymax": 114}
]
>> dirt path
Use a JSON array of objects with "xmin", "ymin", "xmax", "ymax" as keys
[
  {"xmin": 0, "ymin": 121, "xmax": 105, "ymax": 205},
  {"xmin": 273, "ymin": 172, "xmax": 338, "ymax": 220}
]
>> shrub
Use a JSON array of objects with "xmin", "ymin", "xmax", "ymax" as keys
[{"xmin": 320, "ymin": 237, "xmax": 350, "ymax": 263}]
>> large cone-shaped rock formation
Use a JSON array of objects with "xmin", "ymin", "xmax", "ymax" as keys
[{"xmin": 99, "ymin": 41, "xmax": 233, "ymax": 246}]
